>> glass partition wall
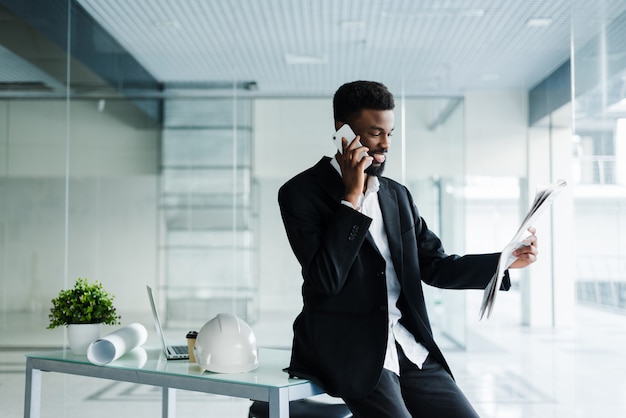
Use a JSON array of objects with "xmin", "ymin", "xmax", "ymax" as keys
[
  {"xmin": 0, "ymin": 1, "xmax": 467, "ymax": 349},
  {"xmin": 0, "ymin": 0, "xmax": 257, "ymax": 341},
  {"xmin": 161, "ymin": 97, "xmax": 257, "ymax": 326},
  {"xmin": 571, "ymin": 2, "xmax": 626, "ymax": 313},
  {"xmin": 401, "ymin": 97, "xmax": 468, "ymax": 347},
  {"xmin": 522, "ymin": 1, "xmax": 626, "ymax": 328},
  {"xmin": 0, "ymin": 0, "xmax": 163, "ymax": 344}
]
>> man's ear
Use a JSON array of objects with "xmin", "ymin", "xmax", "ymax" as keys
[{"xmin": 335, "ymin": 121, "xmax": 345, "ymax": 131}]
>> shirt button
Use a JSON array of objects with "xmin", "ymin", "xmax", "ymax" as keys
[
  {"xmin": 377, "ymin": 271, "xmax": 385, "ymax": 277},
  {"xmin": 379, "ymin": 305, "xmax": 387, "ymax": 312}
]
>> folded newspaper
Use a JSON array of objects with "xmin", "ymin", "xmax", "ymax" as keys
[{"xmin": 479, "ymin": 179, "xmax": 568, "ymax": 319}]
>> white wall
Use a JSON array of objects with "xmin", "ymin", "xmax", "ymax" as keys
[
  {"xmin": 403, "ymin": 99, "xmax": 464, "ymax": 179},
  {"xmin": 465, "ymin": 91, "xmax": 528, "ymax": 176},
  {"xmin": 254, "ymin": 98, "xmax": 336, "ymax": 179}
]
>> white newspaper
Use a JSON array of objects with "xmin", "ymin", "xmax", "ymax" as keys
[{"xmin": 479, "ymin": 179, "xmax": 567, "ymax": 319}]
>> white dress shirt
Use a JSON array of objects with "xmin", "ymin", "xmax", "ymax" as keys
[{"xmin": 331, "ymin": 158, "xmax": 429, "ymax": 375}]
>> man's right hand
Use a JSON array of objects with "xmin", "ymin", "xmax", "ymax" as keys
[{"xmin": 336, "ymin": 136, "xmax": 373, "ymax": 208}]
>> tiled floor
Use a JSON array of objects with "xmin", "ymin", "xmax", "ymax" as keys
[{"xmin": 2, "ymin": 296, "xmax": 626, "ymax": 418}]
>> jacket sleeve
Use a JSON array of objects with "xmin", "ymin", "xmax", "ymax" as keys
[
  {"xmin": 278, "ymin": 181, "xmax": 372, "ymax": 296},
  {"xmin": 405, "ymin": 187, "xmax": 510, "ymax": 291}
]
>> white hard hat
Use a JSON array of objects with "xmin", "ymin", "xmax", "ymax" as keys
[{"xmin": 193, "ymin": 313, "xmax": 259, "ymax": 373}]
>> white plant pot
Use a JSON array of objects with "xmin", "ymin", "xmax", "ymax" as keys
[{"xmin": 67, "ymin": 323, "xmax": 101, "ymax": 355}]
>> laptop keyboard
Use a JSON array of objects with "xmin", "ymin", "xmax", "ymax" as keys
[{"xmin": 170, "ymin": 345, "xmax": 188, "ymax": 355}]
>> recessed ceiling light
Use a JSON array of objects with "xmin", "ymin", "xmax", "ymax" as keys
[
  {"xmin": 340, "ymin": 20, "xmax": 364, "ymax": 29},
  {"xmin": 381, "ymin": 8, "xmax": 484, "ymax": 18},
  {"xmin": 526, "ymin": 17, "xmax": 552, "ymax": 27},
  {"xmin": 458, "ymin": 8, "xmax": 485, "ymax": 18},
  {"xmin": 285, "ymin": 53, "xmax": 327, "ymax": 65},
  {"xmin": 481, "ymin": 73, "xmax": 500, "ymax": 81},
  {"xmin": 152, "ymin": 19, "xmax": 180, "ymax": 29}
]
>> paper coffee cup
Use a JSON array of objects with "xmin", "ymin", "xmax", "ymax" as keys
[{"xmin": 186, "ymin": 331, "xmax": 198, "ymax": 363}]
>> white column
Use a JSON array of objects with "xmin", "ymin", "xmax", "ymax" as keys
[
  {"xmin": 616, "ymin": 118, "xmax": 626, "ymax": 185},
  {"xmin": 524, "ymin": 121, "xmax": 575, "ymax": 327}
]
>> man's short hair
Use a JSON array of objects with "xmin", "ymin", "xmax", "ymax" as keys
[{"xmin": 333, "ymin": 81, "xmax": 395, "ymax": 124}]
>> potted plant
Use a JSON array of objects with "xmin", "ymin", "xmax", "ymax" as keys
[{"xmin": 48, "ymin": 278, "xmax": 121, "ymax": 355}]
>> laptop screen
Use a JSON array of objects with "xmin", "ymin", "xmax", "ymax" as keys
[{"xmin": 146, "ymin": 285, "xmax": 169, "ymax": 354}]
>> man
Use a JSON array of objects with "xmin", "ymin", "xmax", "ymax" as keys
[{"xmin": 277, "ymin": 80, "xmax": 538, "ymax": 418}]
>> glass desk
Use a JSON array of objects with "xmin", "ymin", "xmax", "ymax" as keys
[{"xmin": 24, "ymin": 347, "xmax": 323, "ymax": 418}]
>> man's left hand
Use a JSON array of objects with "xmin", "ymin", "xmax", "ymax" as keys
[{"xmin": 509, "ymin": 227, "xmax": 538, "ymax": 269}]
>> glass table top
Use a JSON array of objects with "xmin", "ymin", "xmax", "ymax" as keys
[{"xmin": 26, "ymin": 346, "xmax": 310, "ymax": 389}]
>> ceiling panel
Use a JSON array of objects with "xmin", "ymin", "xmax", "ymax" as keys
[
  {"xmin": 71, "ymin": 0, "xmax": 554, "ymax": 96},
  {"xmin": 4, "ymin": 0, "xmax": 626, "ymax": 97}
]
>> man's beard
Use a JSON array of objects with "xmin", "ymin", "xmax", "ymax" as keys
[{"xmin": 365, "ymin": 160, "xmax": 385, "ymax": 177}]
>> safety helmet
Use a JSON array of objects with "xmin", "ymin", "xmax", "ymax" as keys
[{"xmin": 193, "ymin": 313, "xmax": 259, "ymax": 373}]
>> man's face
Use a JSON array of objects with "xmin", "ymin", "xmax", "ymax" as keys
[{"xmin": 349, "ymin": 108, "xmax": 394, "ymax": 176}]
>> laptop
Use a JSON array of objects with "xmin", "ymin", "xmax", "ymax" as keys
[{"xmin": 146, "ymin": 285, "xmax": 189, "ymax": 360}]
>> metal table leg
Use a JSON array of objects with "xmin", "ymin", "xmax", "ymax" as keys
[
  {"xmin": 24, "ymin": 359, "xmax": 42, "ymax": 418},
  {"xmin": 268, "ymin": 387, "xmax": 289, "ymax": 418},
  {"xmin": 162, "ymin": 387, "xmax": 177, "ymax": 418}
]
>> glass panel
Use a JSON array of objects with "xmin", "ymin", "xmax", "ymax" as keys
[
  {"xmin": 572, "ymin": 1, "xmax": 626, "ymax": 313},
  {"xmin": 162, "ymin": 128, "xmax": 252, "ymax": 167},
  {"xmin": 160, "ymin": 96, "xmax": 257, "ymax": 325},
  {"xmin": 0, "ymin": 2, "xmax": 72, "ymax": 345},
  {"xmin": 0, "ymin": 1, "xmax": 259, "ymax": 337},
  {"xmin": 403, "ymin": 97, "xmax": 467, "ymax": 347},
  {"xmin": 164, "ymin": 98, "xmax": 251, "ymax": 129},
  {"xmin": 0, "ymin": 0, "xmax": 480, "ymax": 354},
  {"xmin": 161, "ymin": 167, "xmax": 251, "ymax": 197},
  {"xmin": 64, "ymin": 96, "xmax": 161, "ymax": 311}
]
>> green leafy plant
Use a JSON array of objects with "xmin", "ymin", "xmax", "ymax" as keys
[{"xmin": 47, "ymin": 278, "xmax": 121, "ymax": 329}]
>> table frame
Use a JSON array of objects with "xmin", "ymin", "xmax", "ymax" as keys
[{"xmin": 24, "ymin": 352, "xmax": 323, "ymax": 418}]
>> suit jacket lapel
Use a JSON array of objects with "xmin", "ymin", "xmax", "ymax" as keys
[
  {"xmin": 377, "ymin": 179, "xmax": 404, "ymax": 279},
  {"xmin": 313, "ymin": 158, "xmax": 391, "ymax": 259},
  {"xmin": 311, "ymin": 157, "xmax": 345, "ymax": 202}
]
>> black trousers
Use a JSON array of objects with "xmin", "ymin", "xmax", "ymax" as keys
[{"xmin": 343, "ymin": 344, "xmax": 479, "ymax": 418}]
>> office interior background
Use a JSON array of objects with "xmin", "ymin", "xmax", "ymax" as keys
[{"xmin": 1, "ymin": 0, "xmax": 625, "ymax": 417}]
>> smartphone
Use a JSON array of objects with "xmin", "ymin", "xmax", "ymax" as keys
[
  {"xmin": 332, "ymin": 125, "xmax": 370, "ymax": 166},
  {"xmin": 332, "ymin": 124, "xmax": 357, "ymax": 153}
]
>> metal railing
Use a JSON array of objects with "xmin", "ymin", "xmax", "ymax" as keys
[
  {"xmin": 576, "ymin": 255, "xmax": 626, "ymax": 312},
  {"xmin": 573, "ymin": 156, "xmax": 617, "ymax": 185}
]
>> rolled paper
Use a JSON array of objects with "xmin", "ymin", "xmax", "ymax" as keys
[
  {"xmin": 87, "ymin": 323, "xmax": 148, "ymax": 366},
  {"xmin": 113, "ymin": 347, "xmax": 148, "ymax": 368}
]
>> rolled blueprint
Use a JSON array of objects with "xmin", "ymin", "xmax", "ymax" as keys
[
  {"xmin": 111, "ymin": 347, "xmax": 148, "ymax": 368},
  {"xmin": 87, "ymin": 323, "xmax": 148, "ymax": 365}
]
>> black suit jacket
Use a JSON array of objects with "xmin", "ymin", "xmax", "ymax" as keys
[{"xmin": 278, "ymin": 157, "xmax": 509, "ymax": 398}]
